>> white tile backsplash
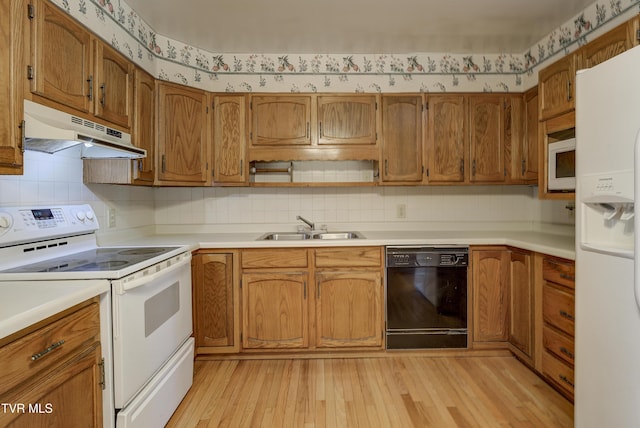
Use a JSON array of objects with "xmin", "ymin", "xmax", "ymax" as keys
[{"xmin": 0, "ymin": 153, "xmax": 575, "ymax": 236}]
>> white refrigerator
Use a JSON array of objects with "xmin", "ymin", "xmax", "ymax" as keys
[{"xmin": 575, "ymin": 45, "xmax": 640, "ymax": 427}]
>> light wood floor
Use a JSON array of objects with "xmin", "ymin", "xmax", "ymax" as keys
[{"xmin": 167, "ymin": 355, "xmax": 573, "ymax": 428}]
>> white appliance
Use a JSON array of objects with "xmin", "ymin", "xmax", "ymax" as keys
[
  {"xmin": 0, "ymin": 205, "xmax": 193, "ymax": 428},
  {"xmin": 23, "ymin": 99, "xmax": 146, "ymax": 159},
  {"xmin": 548, "ymin": 137, "xmax": 576, "ymax": 191},
  {"xmin": 575, "ymin": 45, "xmax": 640, "ymax": 427}
]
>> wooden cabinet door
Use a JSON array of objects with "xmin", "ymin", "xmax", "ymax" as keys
[
  {"xmin": 30, "ymin": 0, "xmax": 93, "ymax": 113},
  {"xmin": 192, "ymin": 252, "xmax": 239, "ymax": 353},
  {"xmin": 472, "ymin": 247, "xmax": 509, "ymax": 343},
  {"xmin": 213, "ymin": 95, "xmax": 247, "ymax": 184},
  {"xmin": 0, "ymin": 0, "xmax": 27, "ymax": 175},
  {"xmin": 522, "ymin": 87, "xmax": 539, "ymax": 183},
  {"xmin": 131, "ymin": 68, "xmax": 155, "ymax": 185},
  {"xmin": 426, "ymin": 95, "xmax": 467, "ymax": 183},
  {"xmin": 538, "ymin": 53, "xmax": 579, "ymax": 121},
  {"xmin": 469, "ymin": 95, "xmax": 505, "ymax": 182},
  {"xmin": 242, "ymin": 272, "xmax": 308, "ymax": 349},
  {"xmin": 250, "ymin": 95, "xmax": 311, "ymax": 146},
  {"xmin": 94, "ymin": 40, "xmax": 133, "ymax": 129},
  {"xmin": 0, "ymin": 343, "xmax": 103, "ymax": 427},
  {"xmin": 317, "ymin": 95, "xmax": 378, "ymax": 146},
  {"xmin": 509, "ymin": 249, "xmax": 533, "ymax": 358},
  {"xmin": 381, "ymin": 95, "xmax": 423, "ymax": 183},
  {"xmin": 582, "ymin": 17, "xmax": 638, "ymax": 69},
  {"xmin": 157, "ymin": 82, "xmax": 210, "ymax": 185},
  {"xmin": 315, "ymin": 271, "xmax": 383, "ymax": 348}
]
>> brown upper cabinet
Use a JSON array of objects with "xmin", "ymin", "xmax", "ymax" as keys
[
  {"xmin": 425, "ymin": 93, "xmax": 521, "ymax": 185},
  {"xmin": 156, "ymin": 81, "xmax": 210, "ymax": 186},
  {"xmin": 317, "ymin": 95, "xmax": 378, "ymax": 146},
  {"xmin": 520, "ymin": 87, "xmax": 539, "ymax": 184},
  {"xmin": 381, "ymin": 95, "xmax": 424, "ymax": 184},
  {"xmin": 28, "ymin": 0, "xmax": 132, "ymax": 130},
  {"xmin": 582, "ymin": 16, "xmax": 640, "ymax": 69},
  {"xmin": 250, "ymin": 95, "xmax": 312, "ymax": 147},
  {"xmin": 213, "ymin": 95, "xmax": 248, "ymax": 184},
  {"xmin": 0, "ymin": 0, "xmax": 28, "ymax": 175},
  {"xmin": 469, "ymin": 94, "xmax": 506, "ymax": 183},
  {"xmin": 131, "ymin": 67, "xmax": 156, "ymax": 185},
  {"xmin": 538, "ymin": 53, "xmax": 580, "ymax": 122},
  {"xmin": 248, "ymin": 94, "xmax": 380, "ymax": 162},
  {"xmin": 425, "ymin": 94, "xmax": 467, "ymax": 183}
]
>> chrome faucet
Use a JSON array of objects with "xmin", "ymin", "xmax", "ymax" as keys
[{"xmin": 296, "ymin": 215, "xmax": 315, "ymax": 231}]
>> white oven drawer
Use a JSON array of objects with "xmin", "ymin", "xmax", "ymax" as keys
[
  {"xmin": 112, "ymin": 253, "xmax": 192, "ymax": 408},
  {"xmin": 116, "ymin": 337, "xmax": 194, "ymax": 428}
]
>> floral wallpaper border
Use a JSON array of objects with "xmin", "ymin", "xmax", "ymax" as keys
[{"xmin": 53, "ymin": 0, "xmax": 640, "ymax": 93}]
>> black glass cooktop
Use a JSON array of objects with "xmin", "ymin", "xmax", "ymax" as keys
[{"xmin": 2, "ymin": 247, "xmax": 179, "ymax": 273}]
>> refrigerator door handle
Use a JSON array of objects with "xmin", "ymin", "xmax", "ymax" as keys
[{"xmin": 634, "ymin": 129, "xmax": 640, "ymax": 310}]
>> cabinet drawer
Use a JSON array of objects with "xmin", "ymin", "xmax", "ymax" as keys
[
  {"xmin": 241, "ymin": 248, "xmax": 308, "ymax": 269},
  {"xmin": 542, "ymin": 258, "xmax": 575, "ymax": 289},
  {"xmin": 543, "ymin": 283, "xmax": 575, "ymax": 336},
  {"xmin": 315, "ymin": 247, "xmax": 382, "ymax": 268},
  {"xmin": 542, "ymin": 350, "xmax": 575, "ymax": 396},
  {"xmin": 543, "ymin": 325, "xmax": 575, "ymax": 366},
  {"xmin": 0, "ymin": 301, "xmax": 100, "ymax": 396}
]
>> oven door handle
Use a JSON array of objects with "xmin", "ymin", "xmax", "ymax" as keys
[{"xmin": 114, "ymin": 253, "xmax": 191, "ymax": 294}]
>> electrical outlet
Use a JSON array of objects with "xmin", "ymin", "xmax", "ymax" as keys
[
  {"xmin": 397, "ymin": 204, "xmax": 407, "ymax": 219},
  {"xmin": 108, "ymin": 208, "xmax": 116, "ymax": 228}
]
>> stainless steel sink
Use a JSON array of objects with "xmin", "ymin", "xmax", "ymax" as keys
[
  {"xmin": 258, "ymin": 231, "xmax": 364, "ymax": 241},
  {"xmin": 259, "ymin": 232, "xmax": 310, "ymax": 241},
  {"xmin": 312, "ymin": 232, "xmax": 364, "ymax": 240}
]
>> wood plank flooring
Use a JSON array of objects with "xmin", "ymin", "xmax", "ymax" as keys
[{"xmin": 167, "ymin": 356, "xmax": 573, "ymax": 427}]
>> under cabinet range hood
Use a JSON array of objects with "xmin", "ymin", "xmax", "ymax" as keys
[{"xmin": 23, "ymin": 100, "xmax": 146, "ymax": 159}]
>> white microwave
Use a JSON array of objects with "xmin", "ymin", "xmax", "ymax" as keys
[{"xmin": 548, "ymin": 138, "xmax": 576, "ymax": 191}]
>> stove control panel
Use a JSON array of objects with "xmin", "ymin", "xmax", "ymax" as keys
[{"xmin": 0, "ymin": 205, "xmax": 98, "ymax": 246}]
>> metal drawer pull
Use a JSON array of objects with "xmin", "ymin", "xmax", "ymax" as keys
[
  {"xmin": 560, "ymin": 273, "xmax": 575, "ymax": 281},
  {"xmin": 559, "ymin": 374, "xmax": 574, "ymax": 388},
  {"xmin": 31, "ymin": 340, "xmax": 65, "ymax": 361},
  {"xmin": 559, "ymin": 310, "xmax": 575, "ymax": 321},
  {"xmin": 560, "ymin": 346, "xmax": 574, "ymax": 359}
]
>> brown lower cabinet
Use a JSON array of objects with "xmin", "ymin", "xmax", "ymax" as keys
[
  {"xmin": 192, "ymin": 247, "xmax": 384, "ymax": 354},
  {"xmin": 0, "ymin": 299, "xmax": 103, "ymax": 427}
]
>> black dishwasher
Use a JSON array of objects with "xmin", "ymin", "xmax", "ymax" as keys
[{"xmin": 386, "ymin": 246, "xmax": 468, "ymax": 349}]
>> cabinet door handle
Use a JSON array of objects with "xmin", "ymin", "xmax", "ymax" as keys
[
  {"xmin": 567, "ymin": 80, "xmax": 572, "ymax": 101},
  {"xmin": 100, "ymin": 83, "xmax": 106, "ymax": 106},
  {"xmin": 303, "ymin": 280, "xmax": 307, "ymax": 299},
  {"xmin": 560, "ymin": 273, "xmax": 575, "ymax": 281},
  {"xmin": 559, "ymin": 310, "xmax": 575, "ymax": 321},
  {"xmin": 239, "ymin": 159, "xmax": 243, "ymax": 176},
  {"xmin": 317, "ymin": 280, "xmax": 321, "ymax": 298},
  {"xmin": 384, "ymin": 159, "xmax": 388, "ymax": 176},
  {"xmin": 521, "ymin": 159, "xmax": 526, "ymax": 176},
  {"xmin": 31, "ymin": 340, "xmax": 65, "ymax": 361},
  {"xmin": 559, "ymin": 374, "xmax": 574, "ymax": 388},
  {"xmin": 559, "ymin": 346, "xmax": 575, "ymax": 360},
  {"xmin": 161, "ymin": 155, "xmax": 166, "ymax": 173},
  {"xmin": 87, "ymin": 75, "xmax": 94, "ymax": 101},
  {"xmin": 460, "ymin": 159, "xmax": 464, "ymax": 175}
]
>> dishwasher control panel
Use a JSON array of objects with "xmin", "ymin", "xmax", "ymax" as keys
[{"xmin": 386, "ymin": 246, "xmax": 468, "ymax": 267}]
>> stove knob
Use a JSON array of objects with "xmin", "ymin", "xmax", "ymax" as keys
[
  {"xmin": 0, "ymin": 214, "xmax": 11, "ymax": 229},
  {"xmin": 86, "ymin": 211, "xmax": 95, "ymax": 222},
  {"xmin": 75, "ymin": 211, "xmax": 86, "ymax": 222}
]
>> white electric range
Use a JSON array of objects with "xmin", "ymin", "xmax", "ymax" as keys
[{"xmin": 0, "ymin": 204, "xmax": 194, "ymax": 428}]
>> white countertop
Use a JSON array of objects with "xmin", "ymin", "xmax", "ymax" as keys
[
  {"xmin": 113, "ymin": 229, "xmax": 576, "ymax": 260},
  {"xmin": 0, "ymin": 280, "xmax": 110, "ymax": 340}
]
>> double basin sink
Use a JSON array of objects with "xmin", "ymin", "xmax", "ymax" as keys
[{"xmin": 258, "ymin": 231, "xmax": 365, "ymax": 241}]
